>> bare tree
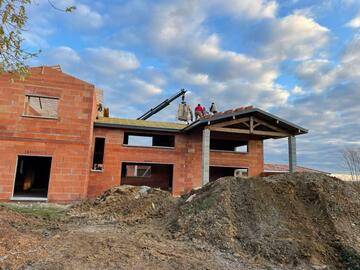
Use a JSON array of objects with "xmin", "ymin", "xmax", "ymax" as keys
[{"xmin": 342, "ymin": 148, "xmax": 360, "ymax": 181}]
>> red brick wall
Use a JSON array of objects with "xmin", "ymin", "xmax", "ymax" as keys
[
  {"xmin": 88, "ymin": 128, "xmax": 263, "ymax": 197},
  {"xmin": 88, "ymin": 128, "xmax": 200, "ymax": 197},
  {"xmin": 0, "ymin": 67, "xmax": 96, "ymax": 201},
  {"xmin": 210, "ymin": 140, "xmax": 264, "ymax": 176}
]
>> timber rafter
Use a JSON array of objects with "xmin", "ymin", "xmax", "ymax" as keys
[{"xmin": 208, "ymin": 116, "xmax": 292, "ymax": 138}]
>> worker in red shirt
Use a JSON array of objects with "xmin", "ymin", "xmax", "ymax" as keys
[{"xmin": 195, "ymin": 104, "xmax": 204, "ymax": 120}]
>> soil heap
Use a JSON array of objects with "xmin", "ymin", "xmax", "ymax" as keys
[
  {"xmin": 168, "ymin": 173, "xmax": 360, "ymax": 269},
  {"xmin": 68, "ymin": 185, "xmax": 177, "ymax": 224}
]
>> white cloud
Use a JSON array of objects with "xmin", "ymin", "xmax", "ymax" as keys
[
  {"xmin": 129, "ymin": 78, "xmax": 162, "ymax": 96},
  {"xmin": 260, "ymin": 14, "xmax": 330, "ymax": 60},
  {"xmin": 346, "ymin": 12, "xmax": 360, "ymax": 28},
  {"xmin": 205, "ymin": 0, "xmax": 278, "ymax": 19},
  {"xmin": 84, "ymin": 47, "xmax": 140, "ymax": 76},
  {"xmin": 173, "ymin": 68, "xmax": 209, "ymax": 85},
  {"xmin": 291, "ymin": 86, "xmax": 305, "ymax": 95},
  {"xmin": 70, "ymin": 3, "xmax": 104, "ymax": 29}
]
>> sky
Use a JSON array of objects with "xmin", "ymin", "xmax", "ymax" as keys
[{"xmin": 24, "ymin": 0, "xmax": 360, "ymax": 173}]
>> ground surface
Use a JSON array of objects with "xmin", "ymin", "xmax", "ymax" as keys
[{"xmin": 1, "ymin": 173, "xmax": 360, "ymax": 270}]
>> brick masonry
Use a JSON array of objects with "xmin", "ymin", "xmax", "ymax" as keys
[
  {"xmin": 0, "ymin": 67, "xmax": 96, "ymax": 201},
  {"xmin": 0, "ymin": 66, "xmax": 265, "ymax": 202}
]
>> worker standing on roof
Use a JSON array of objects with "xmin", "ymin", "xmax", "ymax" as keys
[
  {"xmin": 202, "ymin": 105, "xmax": 209, "ymax": 116},
  {"xmin": 195, "ymin": 104, "xmax": 204, "ymax": 120},
  {"xmin": 209, "ymin": 102, "xmax": 217, "ymax": 114}
]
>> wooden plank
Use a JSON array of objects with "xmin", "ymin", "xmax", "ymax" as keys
[
  {"xmin": 250, "ymin": 116, "xmax": 254, "ymax": 133},
  {"xmin": 208, "ymin": 126, "xmax": 289, "ymax": 137},
  {"xmin": 210, "ymin": 117, "xmax": 250, "ymax": 128},
  {"xmin": 253, "ymin": 117, "xmax": 289, "ymax": 134}
]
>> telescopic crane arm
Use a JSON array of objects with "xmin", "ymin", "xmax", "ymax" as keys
[{"xmin": 137, "ymin": 89, "xmax": 187, "ymax": 120}]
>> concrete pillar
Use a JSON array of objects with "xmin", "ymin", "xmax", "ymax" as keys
[
  {"xmin": 202, "ymin": 128, "xmax": 210, "ymax": 185},
  {"xmin": 288, "ymin": 136, "xmax": 296, "ymax": 173}
]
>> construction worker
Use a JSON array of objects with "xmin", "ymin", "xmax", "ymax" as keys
[
  {"xmin": 195, "ymin": 104, "xmax": 204, "ymax": 120},
  {"xmin": 209, "ymin": 102, "xmax": 217, "ymax": 114},
  {"xmin": 202, "ymin": 105, "xmax": 209, "ymax": 116}
]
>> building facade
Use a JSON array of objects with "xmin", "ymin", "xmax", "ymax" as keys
[{"xmin": 0, "ymin": 66, "xmax": 307, "ymax": 201}]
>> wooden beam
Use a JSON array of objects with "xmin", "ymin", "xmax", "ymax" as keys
[
  {"xmin": 210, "ymin": 117, "xmax": 250, "ymax": 128},
  {"xmin": 208, "ymin": 126, "xmax": 289, "ymax": 137},
  {"xmin": 253, "ymin": 117, "xmax": 289, "ymax": 134},
  {"xmin": 250, "ymin": 116, "xmax": 254, "ymax": 133}
]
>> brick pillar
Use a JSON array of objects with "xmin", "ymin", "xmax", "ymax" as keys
[
  {"xmin": 202, "ymin": 128, "xmax": 210, "ymax": 185},
  {"xmin": 288, "ymin": 136, "xmax": 296, "ymax": 173}
]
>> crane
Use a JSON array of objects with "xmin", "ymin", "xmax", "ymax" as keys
[{"xmin": 137, "ymin": 89, "xmax": 187, "ymax": 120}]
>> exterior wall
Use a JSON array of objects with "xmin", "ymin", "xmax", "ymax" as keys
[
  {"xmin": 210, "ymin": 140, "xmax": 264, "ymax": 176},
  {"xmin": 0, "ymin": 67, "xmax": 96, "ymax": 201},
  {"xmin": 88, "ymin": 127, "xmax": 264, "ymax": 197},
  {"xmin": 88, "ymin": 128, "xmax": 203, "ymax": 197}
]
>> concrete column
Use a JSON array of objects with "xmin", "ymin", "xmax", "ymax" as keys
[
  {"xmin": 288, "ymin": 136, "xmax": 296, "ymax": 173},
  {"xmin": 202, "ymin": 128, "xmax": 210, "ymax": 185}
]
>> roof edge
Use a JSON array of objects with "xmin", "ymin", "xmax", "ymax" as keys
[
  {"xmin": 182, "ymin": 107, "xmax": 308, "ymax": 134},
  {"xmin": 94, "ymin": 122, "xmax": 182, "ymax": 133}
]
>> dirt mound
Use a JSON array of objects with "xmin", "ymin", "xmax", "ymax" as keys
[
  {"xmin": 0, "ymin": 206, "xmax": 48, "ymax": 269},
  {"xmin": 68, "ymin": 185, "xmax": 177, "ymax": 224},
  {"xmin": 168, "ymin": 173, "xmax": 360, "ymax": 269}
]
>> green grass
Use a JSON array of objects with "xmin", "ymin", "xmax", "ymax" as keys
[
  {"xmin": 0, "ymin": 203, "xmax": 67, "ymax": 220},
  {"xmin": 339, "ymin": 246, "xmax": 360, "ymax": 270}
]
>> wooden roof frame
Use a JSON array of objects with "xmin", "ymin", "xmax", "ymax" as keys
[
  {"xmin": 207, "ymin": 116, "xmax": 291, "ymax": 138},
  {"xmin": 183, "ymin": 107, "xmax": 308, "ymax": 138}
]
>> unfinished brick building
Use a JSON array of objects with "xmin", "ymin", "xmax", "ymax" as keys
[{"xmin": 0, "ymin": 66, "xmax": 307, "ymax": 201}]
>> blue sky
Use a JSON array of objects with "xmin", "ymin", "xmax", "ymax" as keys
[{"xmin": 24, "ymin": 0, "xmax": 360, "ymax": 172}]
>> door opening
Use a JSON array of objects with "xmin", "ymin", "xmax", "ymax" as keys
[{"xmin": 13, "ymin": 156, "xmax": 52, "ymax": 199}]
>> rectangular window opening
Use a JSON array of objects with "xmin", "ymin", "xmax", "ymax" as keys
[
  {"xmin": 92, "ymin": 137, "xmax": 105, "ymax": 171},
  {"xmin": 24, "ymin": 95, "xmax": 59, "ymax": 118},
  {"xmin": 125, "ymin": 164, "xmax": 152, "ymax": 177},
  {"xmin": 121, "ymin": 163, "xmax": 173, "ymax": 191},
  {"xmin": 210, "ymin": 138, "xmax": 248, "ymax": 153},
  {"xmin": 124, "ymin": 132, "xmax": 175, "ymax": 148},
  {"xmin": 210, "ymin": 166, "xmax": 248, "ymax": 182}
]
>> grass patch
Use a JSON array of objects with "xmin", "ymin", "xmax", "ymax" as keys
[
  {"xmin": 339, "ymin": 246, "xmax": 360, "ymax": 270},
  {"xmin": 0, "ymin": 203, "xmax": 67, "ymax": 220},
  {"xmin": 182, "ymin": 195, "xmax": 217, "ymax": 215}
]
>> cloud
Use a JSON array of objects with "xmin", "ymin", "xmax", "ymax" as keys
[
  {"xmin": 346, "ymin": 12, "xmax": 360, "ymax": 28},
  {"xmin": 173, "ymin": 68, "xmax": 209, "ymax": 86},
  {"xmin": 204, "ymin": 0, "xmax": 278, "ymax": 19},
  {"xmin": 84, "ymin": 47, "xmax": 140, "ymax": 76},
  {"xmin": 71, "ymin": 3, "xmax": 104, "ymax": 29},
  {"xmin": 253, "ymin": 14, "xmax": 330, "ymax": 60}
]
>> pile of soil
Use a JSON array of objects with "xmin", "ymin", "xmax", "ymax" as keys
[
  {"xmin": 168, "ymin": 173, "xmax": 360, "ymax": 269},
  {"xmin": 68, "ymin": 185, "xmax": 177, "ymax": 224},
  {"xmin": 0, "ymin": 206, "xmax": 48, "ymax": 269},
  {"xmin": 2, "ymin": 173, "xmax": 360, "ymax": 269}
]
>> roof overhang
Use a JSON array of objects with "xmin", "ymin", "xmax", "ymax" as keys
[
  {"xmin": 182, "ymin": 107, "xmax": 308, "ymax": 139},
  {"xmin": 94, "ymin": 108, "xmax": 308, "ymax": 138},
  {"xmin": 94, "ymin": 122, "xmax": 182, "ymax": 133}
]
